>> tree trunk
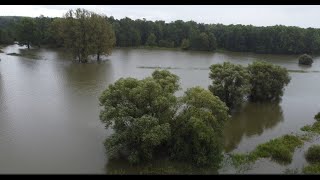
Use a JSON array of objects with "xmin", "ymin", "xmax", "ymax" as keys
[{"xmin": 97, "ymin": 52, "xmax": 100, "ymax": 61}]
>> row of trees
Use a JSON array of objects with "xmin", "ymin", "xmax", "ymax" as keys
[
  {"xmin": 2, "ymin": 11, "xmax": 320, "ymax": 55},
  {"xmin": 209, "ymin": 61, "xmax": 291, "ymax": 109},
  {"xmin": 99, "ymin": 61, "xmax": 291, "ymax": 168},
  {"xmin": 108, "ymin": 17, "xmax": 320, "ymax": 54}
]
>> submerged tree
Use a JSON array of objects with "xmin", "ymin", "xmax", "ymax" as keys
[
  {"xmin": 298, "ymin": 54, "xmax": 313, "ymax": 66},
  {"xmin": 170, "ymin": 87, "xmax": 229, "ymax": 168},
  {"xmin": 99, "ymin": 70, "xmax": 179, "ymax": 164},
  {"xmin": 55, "ymin": 8, "xmax": 116, "ymax": 63},
  {"xmin": 99, "ymin": 71, "xmax": 229, "ymax": 168},
  {"xmin": 90, "ymin": 14, "xmax": 116, "ymax": 61},
  {"xmin": 248, "ymin": 61, "xmax": 291, "ymax": 102},
  {"xmin": 209, "ymin": 62, "xmax": 250, "ymax": 109},
  {"xmin": 17, "ymin": 17, "xmax": 36, "ymax": 49}
]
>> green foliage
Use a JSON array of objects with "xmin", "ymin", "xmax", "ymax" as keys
[
  {"xmin": 181, "ymin": 38, "xmax": 190, "ymax": 50},
  {"xmin": 209, "ymin": 62, "xmax": 250, "ymax": 109},
  {"xmin": 303, "ymin": 163, "xmax": 320, "ymax": 174},
  {"xmin": 170, "ymin": 87, "xmax": 229, "ymax": 168},
  {"xmin": 146, "ymin": 33, "xmax": 157, "ymax": 47},
  {"xmin": 301, "ymin": 121, "xmax": 320, "ymax": 134},
  {"xmin": 305, "ymin": 145, "xmax": 320, "ymax": 164},
  {"xmin": 251, "ymin": 135, "xmax": 303, "ymax": 164},
  {"xmin": 99, "ymin": 70, "xmax": 179, "ymax": 164},
  {"xmin": 100, "ymin": 72, "xmax": 228, "ymax": 168},
  {"xmin": 247, "ymin": 61, "xmax": 291, "ymax": 102},
  {"xmin": 4, "ymin": 15, "xmax": 320, "ymax": 54},
  {"xmin": 314, "ymin": 112, "xmax": 320, "ymax": 121},
  {"xmin": 16, "ymin": 17, "xmax": 36, "ymax": 49},
  {"xmin": 230, "ymin": 134, "xmax": 303, "ymax": 169},
  {"xmin": 298, "ymin": 54, "xmax": 313, "ymax": 66},
  {"xmin": 90, "ymin": 13, "xmax": 116, "ymax": 61}
]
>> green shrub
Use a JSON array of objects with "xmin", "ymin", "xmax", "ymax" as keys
[{"xmin": 305, "ymin": 145, "xmax": 320, "ymax": 164}]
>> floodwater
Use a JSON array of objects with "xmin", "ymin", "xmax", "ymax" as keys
[{"xmin": 0, "ymin": 44, "xmax": 320, "ymax": 174}]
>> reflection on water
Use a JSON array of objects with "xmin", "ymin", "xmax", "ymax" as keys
[{"xmin": 224, "ymin": 103, "xmax": 284, "ymax": 152}]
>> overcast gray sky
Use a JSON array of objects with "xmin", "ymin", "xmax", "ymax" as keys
[{"xmin": 0, "ymin": 5, "xmax": 319, "ymax": 28}]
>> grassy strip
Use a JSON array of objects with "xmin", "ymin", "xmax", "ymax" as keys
[
  {"xmin": 230, "ymin": 134, "xmax": 304, "ymax": 167},
  {"xmin": 303, "ymin": 163, "xmax": 320, "ymax": 174},
  {"xmin": 301, "ymin": 121, "xmax": 320, "ymax": 134}
]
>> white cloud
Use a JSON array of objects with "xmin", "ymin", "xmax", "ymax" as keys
[{"xmin": 0, "ymin": 5, "xmax": 319, "ymax": 28}]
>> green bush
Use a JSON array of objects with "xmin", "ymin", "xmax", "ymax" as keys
[
  {"xmin": 299, "ymin": 54, "xmax": 313, "ymax": 66},
  {"xmin": 303, "ymin": 163, "xmax": 320, "ymax": 174},
  {"xmin": 305, "ymin": 145, "xmax": 320, "ymax": 164},
  {"xmin": 314, "ymin": 112, "xmax": 320, "ymax": 121}
]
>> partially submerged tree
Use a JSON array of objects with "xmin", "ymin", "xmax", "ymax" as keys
[
  {"xmin": 55, "ymin": 8, "xmax": 116, "ymax": 63},
  {"xmin": 170, "ymin": 87, "xmax": 229, "ymax": 168},
  {"xmin": 248, "ymin": 61, "xmax": 291, "ymax": 102},
  {"xmin": 17, "ymin": 17, "xmax": 36, "ymax": 49},
  {"xmin": 99, "ymin": 70, "xmax": 179, "ymax": 164},
  {"xmin": 99, "ymin": 71, "xmax": 229, "ymax": 168},
  {"xmin": 90, "ymin": 14, "xmax": 116, "ymax": 61},
  {"xmin": 298, "ymin": 54, "xmax": 313, "ymax": 66},
  {"xmin": 209, "ymin": 62, "xmax": 250, "ymax": 109}
]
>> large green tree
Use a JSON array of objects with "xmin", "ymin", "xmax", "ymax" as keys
[
  {"xmin": 99, "ymin": 71, "xmax": 229, "ymax": 168},
  {"xmin": 90, "ymin": 14, "xmax": 116, "ymax": 61},
  {"xmin": 99, "ymin": 70, "xmax": 180, "ymax": 164},
  {"xmin": 17, "ymin": 17, "xmax": 36, "ymax": 49},
  {"xmin": 248, "ymin": 61, "xmax": 291, "ymax": 102},
  {"xmin": 209, "ymin": 62, "xmax": 250, "ymax": 109},
  {"xmin": 170, "ymin": 87, "xmax": 229, "ymax": 167}
]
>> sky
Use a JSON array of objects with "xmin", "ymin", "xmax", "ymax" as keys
[{"xmin": 0, "ymin": 5, "xmax": 319, "ymax": 28}]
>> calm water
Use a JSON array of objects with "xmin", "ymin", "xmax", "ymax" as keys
[{"xmin": 0, "ymin": 45, "xmax": 320, "ymax": 174}]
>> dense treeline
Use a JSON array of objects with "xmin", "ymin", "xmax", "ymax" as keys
[{"xmin": 1, "ymin": 14, "xmax": 320, "ymax": 54}]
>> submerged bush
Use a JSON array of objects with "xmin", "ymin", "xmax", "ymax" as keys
[
  {"xmin": 251, "ymin": 135, "xmax": 303, "ymax": 164},
  {"xmin": 303, "ymin": 163, "xmax": 320, "ymax": 174},
  {"xmin": 301, "ymin": 121, "xmax": 320, "ymax": 134},
  {"xmin": 314, "ymin": 112, "xmax": 320, "ymax": 121},
  {"xmin": 298, "ymin": 54, "xmax": 313, "ymax": 66},
  {"xmin": 248, "ymin": 61, "xmax": 291, "ymax": 102},
  {"xmin": 305, "ymin": 145, "xmax": 320, "ymax": 164}
]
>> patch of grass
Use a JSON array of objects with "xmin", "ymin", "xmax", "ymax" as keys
[
  {"xmin": 229, "ymin": 135, "xmax": 304, "ymax": 168},
  {"xmin": 303, "ymin": 163, "xmax": 320, "ymax": 174},
  {"xmin": 6, "ymin": 52, "xmax": 21, "ymax": 56},
  {"xmin": 287, "ymin": 69, "xmax": 320, "ymax": 73},
  {"xmin": 301, "ymin": 121, "xmax": 320, "ymax": 134},
  {"xmin": 229, "ymin": 153, "xmax": 257, "ymax": 168},
  {"xmin": 305, "ymin": 145, "xmax": 320, "ymax": 164},
  {"xmin": 251, "ymin": 135, "xmax": 303, "ymax": 164}
]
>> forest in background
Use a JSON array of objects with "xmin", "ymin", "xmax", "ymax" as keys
[{"xmin": 1, "ymin": 15, "xmax": 320, "ymax": 54}]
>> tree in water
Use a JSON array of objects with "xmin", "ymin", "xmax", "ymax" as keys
[
  {"xmin": 17, "ymin": 17, "xmax": 36, "ymax": 49},
  {"xmin": 54, "ymin": 8, "xmax": 116, "ymax": 63},
  {"xmin": 298, "ymin": 54, "xmax": 313, "ymax": 66},
  {"xmin": 90, "ymin": 14, "xmax": 116, "ymax": 61},
  {"xmin": 248, "ymin": 61, "xmax": 291, "ymax": 102},
  {"xmin": 209, "ymin": 62, "xmax": 250, "ymax": 109},
  {"xmin": 99, "ymin": 70, "xmax": 229, "ymax": 168}
]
